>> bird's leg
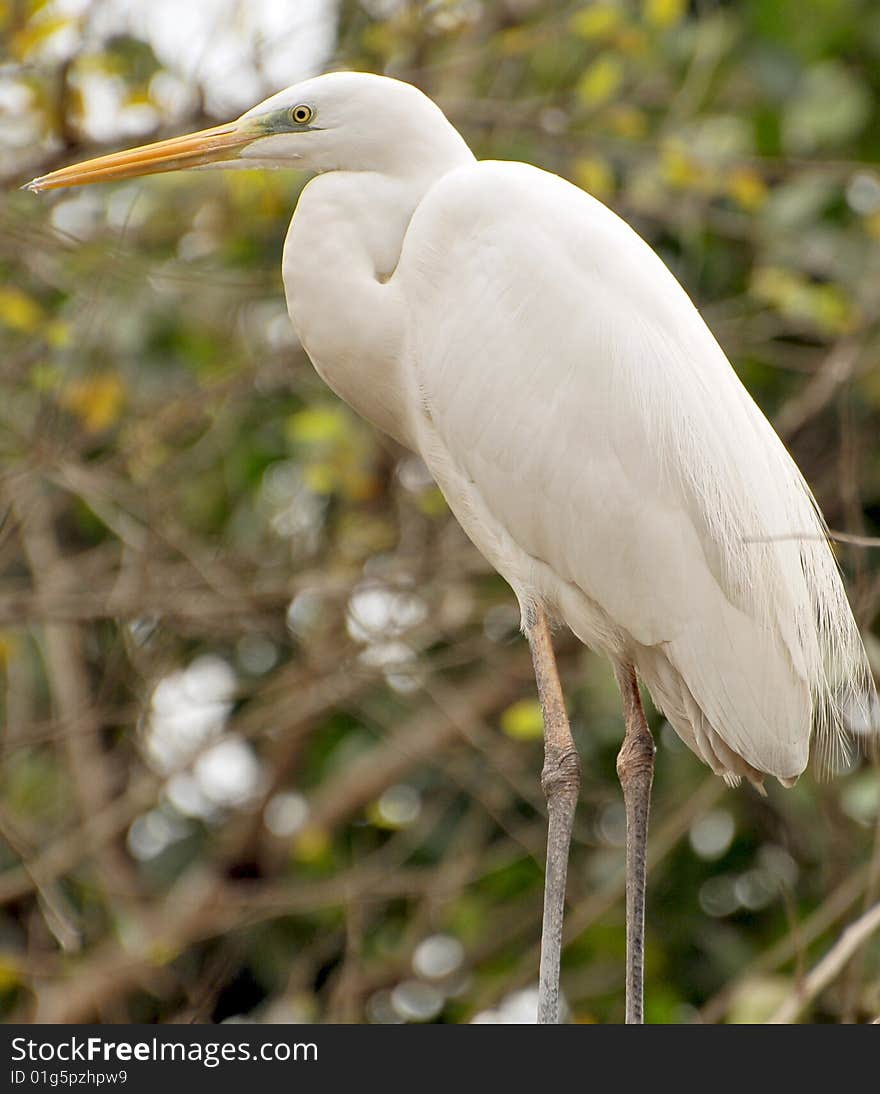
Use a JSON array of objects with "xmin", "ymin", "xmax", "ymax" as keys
[
  {"xmin": 613, "ymin": 662, "xmax": 655, "ymax": 1025},
  {"xmin": 526, "ymin": 605, "xmax": 581, "ymax": 1024}
]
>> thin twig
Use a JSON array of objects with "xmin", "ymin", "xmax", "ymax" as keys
[{"xmin": 767, "ymin": 901, "xmax": 880, "ymax": 1023}]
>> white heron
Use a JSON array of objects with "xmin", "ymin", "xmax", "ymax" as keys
[{"xmin": 26, "ymin": 71, "xmax": 874, "ymax": 1024}]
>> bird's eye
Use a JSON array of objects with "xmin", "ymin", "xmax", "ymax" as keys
[{"xmin": 289, "ymin": 105, "xmax": 313, "ymax": 125}]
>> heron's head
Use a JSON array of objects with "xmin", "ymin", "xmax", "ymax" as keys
[{"xmin": 24, "ymin": 71, "xmax": 472, "ymax": 193}]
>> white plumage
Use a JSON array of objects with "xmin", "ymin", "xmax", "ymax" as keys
[{"xmin": 275, "ymin": 73, "xmax": 871, "ymax": 789}]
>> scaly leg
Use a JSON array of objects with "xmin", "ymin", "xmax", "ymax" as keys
[
  {"xmin": 614, "ymin": 662, "xmax": 655, "ymax": 1024},
  {"xmin": 527, "ymin": 605, "xmax": 581, "ymax": 1024}
]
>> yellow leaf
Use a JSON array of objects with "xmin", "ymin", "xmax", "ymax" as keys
[
  {"xmin": 660, "ymin": 141, "xmax": 710, "ymax": 190},
  {"xmin": 750, "ymin": 267, "xmax": 858, "ymax": 335},
  {"xmin": 727, "ymin": 167, "xmax": 768, "ymax": 211},
  {"xmin": 0, "ymin": 633, "xmax": 18, "ymax": 669},
  {"xmin": 292, "ymin": 826, "xmax": 331, "ymax": 863},
  {"xmin": 61, "ymin": 374, "xmax": 125, "ymax": 433},
  {"xmin": 415, "ymin": 486, "xmax": 448, "ymax": 518},
  {"xmin": 10, "ymin": 16, "xmax": 70, "ymax": 61},
  {"xmin": 864, "ymin": 211, "xmax": 880, "ymax": 239},
  {"xmin": 30, "ymin": 362, "xmax": 63, "ymax": 391},
  {"xmin": 0, "ymin": 955, "xmax": 22, "ymax": 992},
  {"xmin": 46, "ymin": 319, "xmax": 71, "ymax": 348},
  {"xmin": 361, "ymin": 22, "xmax": 398, "ymax": 57},
  {"xmin": 336, "ymin": 511, "xmax": 396, "ymax": 557},
  {"xmin": 813, "ymin": 285, "xmax": 858, "ymax": 335},
  {"xmin": 751, "ymin": 265, "xmax": 795, "ymax": 302},
  {"xmin": 0, "ymin": 287, "xmax": 42, "ymax": 332},
  {"xmin": 577, "ymin": 56, "xmax": 624, "ymax": 107},
  {"xmin": 500, "ymin": 699, "xmax": 545, "ymax": 741},
  {"xmin": 342, "ymin": 468, "xmax": 381, "ymax": 503},
  {"xmin": 287, "ymin": 405, "xmax": 347, "ymax": 445},
  {"xmin": 303, "ymin": 462, "xmax": 337, "ymax": 495},
  {"xmin": 124, "ymin": 90, "xmax": 154, "ymax": 108},
  {"xmin": 606, "ymin": 105, "xmax": 648, "ymax": 139},
  {"xmin": 570, "ymin": 4, "xmax": 622, "ymax": 40},
  {"xmin": 497, "ymin": 26, "xmax": 535, "ymax": 56},
  {"xmin": 146, "ymin": 941, "xmax": 179, "ymax": 967},
  {"xmin": 127, "ymin": 439, "xmax": 171, "ymax": 483},
  {"xmin": 614, "ymin": 26, "xmax": 649, "ymax": 56},
  {"xmin": 573, "ymin": 155, "xmax": 615, "ymax": 200},
  {"xmin": 643, "ymin": 0, "xmax": 686, "ymax": 29}
]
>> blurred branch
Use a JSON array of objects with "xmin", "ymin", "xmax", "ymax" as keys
[
  {"xmin": 767, "ymin": 900, "xmax": 880, "ymax": 1024},
  {"xmin": 10, "ymin": 474, "xmax": 142, "ymax": 912},
  {"xmin": 0, "ymin": 776, "xmax": 158, "ymax": 906},
  {"xmin": 28, "ymin": 860, "xmax": 484, "ymax": 1022},
  {"xmin": 0, "ymin": 806, "xmax": 80, "ymax": 951},
  {"xmin": 841, "ymin": 798, "xmax": 880, "ymax": 1020},
  {"xmin": 774, "ymin": 341, "xmax": 861, "ymax": 441},
  {"xmin": 699, "ymin": 862, "xmax": 872, "ymax": 1023},
  {"xmin": 305, "ymin": 663, "xmax": 530, "ymax": 834}
]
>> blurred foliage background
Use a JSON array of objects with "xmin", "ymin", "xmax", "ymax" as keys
[{"xmin": 1, "ymin": 0, "xmax": 879, "ymax": 1025}]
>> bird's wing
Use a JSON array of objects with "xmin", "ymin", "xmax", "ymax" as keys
[{"xmin": 397, "ymin": 161, "xmax": 870, "ymax": 780}]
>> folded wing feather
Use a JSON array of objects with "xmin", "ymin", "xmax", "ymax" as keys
[{"xmin": 400, "ymin": 160, "xmax": 871, "ymax": 783}]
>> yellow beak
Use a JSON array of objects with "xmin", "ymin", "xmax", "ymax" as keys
[{"xmin": 24, "ymin": 120, "xmax": 258, "ymax": 193}]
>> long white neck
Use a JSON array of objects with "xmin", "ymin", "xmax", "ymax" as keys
[{"xmin": 282, "ymin": 145, "xmax": 473, "ymax": 448}]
